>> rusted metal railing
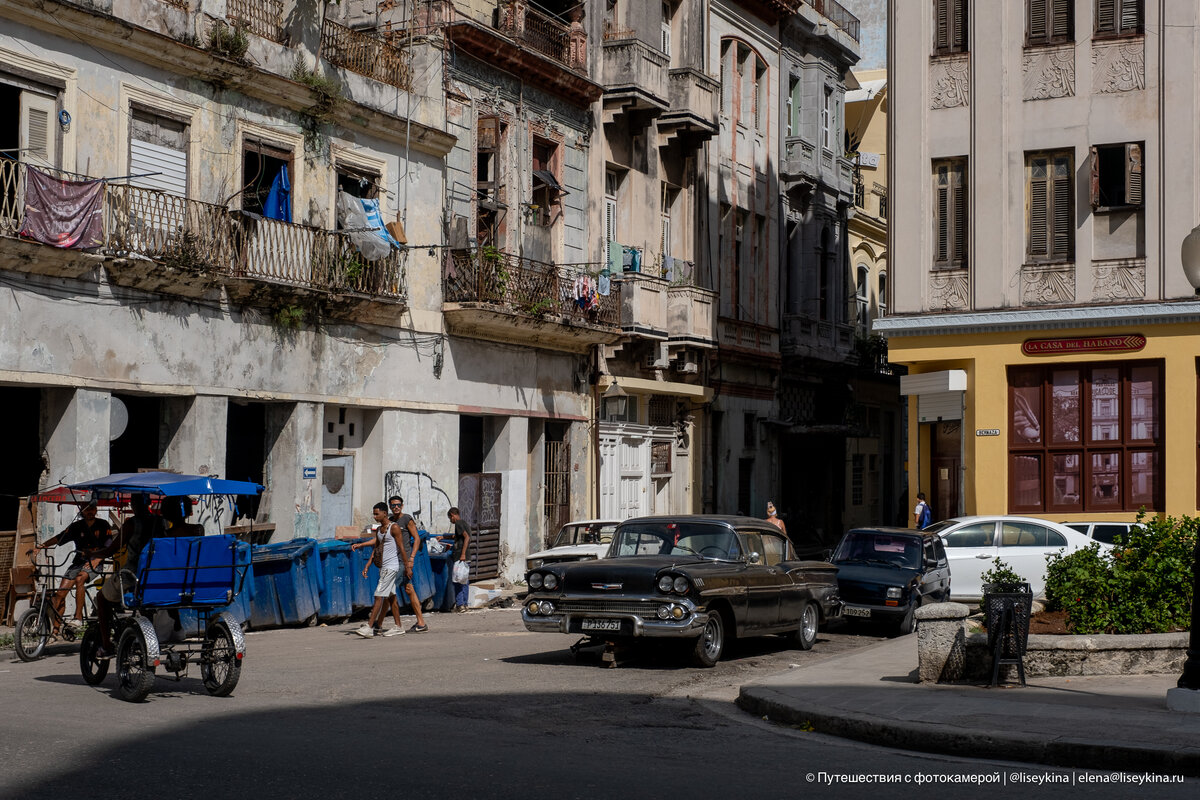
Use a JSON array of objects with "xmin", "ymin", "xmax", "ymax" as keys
[
  {"xmin": 807, "ymin": 0, "xmax": 861, "ymax": 42},
  {"xmin": 228, "ymin": 0, "xmax": 286, "ymax": 43},
  {"xmin": 446, "ymin": 249, "xmax": 620, "ymax": 328},
  {"xmin": 106, "ymin": 183, "xmax": 240, "ymax": 272},
  {"xmin": 499, "ymin": 1, "xmax": 570, "ymax": 65},
  {"xmin": 321, "ymin": 18, "xmax": 413, "ymax": 91}
]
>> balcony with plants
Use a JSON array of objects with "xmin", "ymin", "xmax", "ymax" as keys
[{"xmin": 444, "ymin": 247, "xmax": 622, "ymax": 352}]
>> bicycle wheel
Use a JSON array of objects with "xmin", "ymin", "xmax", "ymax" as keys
[
  {"xmin": 114, "ymin": 626, "xmax": 156, "ymax": 702},
  {"xmin": 79, "ymin": 624, "xmax": 109, "ymax": 685},
  {"xmin": 15, "ymin": 606, "xmax": 50, "ymax": 662},
  {"xmin": 200, "ymin": 618, "xmax": 241, "ymax": 697}
]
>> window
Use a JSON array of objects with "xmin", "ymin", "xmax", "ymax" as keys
[
  {"xmin": 530, "ymin": 137, "xmax": 561, "ymax": 227},
  {"xmin": 1008, "ymin": 362, "xmax": 1162, "ymax": 513},
  {"xmin": 934, "ymin": 0, "xmax": 969, "ymax": 54},
  {"xmin": 821, "ymin": 86, "xmax": 832, "ymax": 149},
  {"xmin": 1089, "ymin": 143, "xmax": 1142, "ymax": 210},
  {"xmin": 877, "ymin": 191, "xmax": 888, "ymax": 220},
  {"xmin": 129, "ymin": 107, "xmax": 188, "ymax": 197},
  {"xmin": 851, "ymin": 453, "xmax": 864, "ymax": 505},
  {"xmin": 242, "ymin": 139, "xmax": 292, "ymax": 219},
  {"xmin": 660, "ymin": 3, "xmax": 672, "ymax": 57},
  {"xmin": 733, "ymin": 209, "xmax": 746, "ymax": 316},
  {"xmin": 605, "ymin": 169, "xmax": 621, "ymax": 245},
  {"xmin": 854, "ymin": 179, "xmax": 865, "ymax": 208},
  {"xmin": 1000, "ymin": 522, "xmax": 1066, "ymax": 547},
  {"xmin": 1027, "ymin": 150, "xmax": 1073, "ymax": 262},
  {"xmin": 659, "ymin": 187, "xmax": 674, "ymax": 265},
  {"xmin": 942, "ymin": 523, "xmax": 994, "ymax": 548},
  {"xmin": 1095, "ymin": 0, "xmax": 1142, "ymax": 37},
  {"xmin": 878, "ymin": 272, "xmax": 887, "ymax": 314},
  {"xmin": 336, "ymin": 162, "xmax": 380, "ymax": 201},
  {"xmin": 721, "ymin": 39, "xmax": 766, "ymax": 132},
  {"xmin": 760, "ymin": 533, "xmax": 787, "ymax": 566},
  {"xmin": 933, "ymin": 158, "xmax": 968, "ymax": 269},
  {"xmin": 856, "ymin": 265, "xmax": 869, "ymax": 328},
  {"xmin": 1028, "ymin": 0, "xmax": 1073, "ymax": 46},
  {"xmin": 786, "ymin": 76, "xmax": 798, "ymax": 137}
]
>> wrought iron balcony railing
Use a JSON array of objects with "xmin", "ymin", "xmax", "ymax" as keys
[
  {"xmin": 321, "ymin": 18, "xmax": 414, "ymax": 91},
  {"xmin": 805, "ymin": 0, "xmax": 861, "ymax": 42},
  {"xmin": 227, "ymin": 0, "xmax": 286, "ymax": 43},
  {"xmin": 446, "ymin": 248, "xmax": 620, "ymax": 328}
]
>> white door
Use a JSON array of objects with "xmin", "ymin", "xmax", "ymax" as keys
[
  {"xmin": 320, "ymin": 454, "xmax": 354, "ymax": 539},
  {"xmin": 618, "ymin": 435, "xmax": 648, "ymax": 519},
  {"xmin": 599, "ymin": 432, "xmax": 620, "ymax": 519},
  {"xmin": 939, "ymin": 521, "xmax": 999, "ymax": 597}
]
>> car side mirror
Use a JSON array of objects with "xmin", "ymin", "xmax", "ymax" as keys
[
  {"xmin": 822, "ymin": 548, "xmax": 833, "ymax": 561},
  {"xmin": 747, "ymin": 551, "xmax": 761, "ymax": 564}
]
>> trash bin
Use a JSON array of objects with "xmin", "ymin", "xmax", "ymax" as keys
[
  {"xmin": 401, "ymin": 530, "xmax": 435, "ymax": 611},
  {"xmin": 424, "ymin": 535, "xmax": 456, "ymax": 613},
  {"xmin": 250, "ymin": 539, "xmax": 324, "ymax": 628},
  {"xmin": 317, "ymin": 539, "xmax": 354, "ymax": 622}
]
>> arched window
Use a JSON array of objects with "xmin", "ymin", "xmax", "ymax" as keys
[
  {"xmin": 856, "ymin": 265, "xmax": 870, "ymax": 328},
  {"xmin": 720, "ymin": 38, "xmax": 767, "ymax": 132},
  {"xmin": 878, "ymin": 271, "xmax": 887, "ymax": 314}
]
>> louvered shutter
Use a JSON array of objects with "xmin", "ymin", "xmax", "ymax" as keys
[
  {"xmin": 1029, "ymin": 157, "xmax": 1048, "ymax": 257},
  {"xmin": 1050, "ymin": 0, "xmax": 1072, "ymax": 39},
  {"xmin": 1051, "ymin": 155, "xmax": 1072, "ymax": 258},
  {"xmin": 19, "ymin": 91, "xmax": 57, "ymax": 170},
  {"xmin": 935, "ymin": 0, "xmax": 950, "ymax": 51},
  {"xmin": 1118, "ymin": 0, "xmax": 1141, "ymax": 33},
  {"xmin": 605, "ymin": 196, "xmax": 617, "ymax": 244},
  {"xmin": 952, "ymin": 169, "xmax": 967, "ymax": 264},
  {"xmin": 936, "ymin": 169, "xmax": 950, "ymax": 263},
  {"xmin": 1089, "ymin": 146, "xmax": 1100, "ymax": 207},
  {"xmin": 1096, "ymin": 0, "xmax": 1116, "ymax": 34},
  {"xmin": 951, "ymin": 0, "xmax": 967, "ymax": 51},
  {"xmin": 1125, "ymin": 143, "xmax": 1143, "ymax": 205},
  {"xmin": 1029, "ymin": 0, "xmax": 1048, "ymax": 42}
]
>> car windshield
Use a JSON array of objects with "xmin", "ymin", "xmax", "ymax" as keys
[
  {"xmin": 608, "ymin": 523, "xmax": 743, "ymax": 560},
  {"xmin": 553, "ymin": 523, "xmax": 617, "ymax": 548},
  {"xmin": 832, "ymin": 531, "xmax": 923, "ymax": 569}
]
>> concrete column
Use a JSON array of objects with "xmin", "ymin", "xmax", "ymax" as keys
[
  {"xmin": 484, "ymin": 416, "xmax": 529, "ymax": 582},
  {"xmin": 264, "ymin": 402, "xmax": 323, "ymax": 542},
  {"xmin": 527, "ymin": 419, "xmax": 546, "ymax": 556},
  {"xmin": 915, "ymin": 602, "xmax": 971, "ymax": 683},
  {"xmin": 40, "ymin": 388, "xmax": 110, "ymax": 539},
  {"xmin": 162, "ymin": 395, "xmax": 228, "ymax": 478}
]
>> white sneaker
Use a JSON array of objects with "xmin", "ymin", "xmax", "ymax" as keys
[
  {"xmin": 381, "ymin": 627, "xmax": 405, "ymax": 637},
  {"xmin": 354, "ymin": 625, "xmax": 375, "ymax": 638}
]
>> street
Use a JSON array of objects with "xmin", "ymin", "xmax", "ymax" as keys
[{"xmin": 2, "ymin": 609, "xmax": 1194, "ymax": 800}]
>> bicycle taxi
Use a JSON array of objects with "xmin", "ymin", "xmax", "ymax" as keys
[{"xmin": 30, "ymin": 472, "xmax": 263, "ymax": 702}]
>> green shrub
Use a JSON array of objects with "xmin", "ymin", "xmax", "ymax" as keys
[
  {"xmin": 1045, "ymin": 513, "xmax": 1196, "ymax": 634},
  {"xmin": 977, "ymin": 558, "xmax": 1028, "ymax": 615}
]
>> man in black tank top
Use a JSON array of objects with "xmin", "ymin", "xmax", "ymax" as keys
[{"xmin": 389, "ymin": 496, "xmax": 429, "ymax": 633}]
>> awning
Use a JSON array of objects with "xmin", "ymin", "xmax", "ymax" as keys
[
  {"xmin": 32, "ymin": 472, "xmax": 264, "ymax": 504},
  {"xmin": 532, "ymin": 169, "xmax": 562, "ymax": 192}
]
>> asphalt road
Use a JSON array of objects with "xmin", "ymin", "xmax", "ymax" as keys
[{"xmin": 0, "ymin": 610, "xmax": 1194, "ymax": 800}]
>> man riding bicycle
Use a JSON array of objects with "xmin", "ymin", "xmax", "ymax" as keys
[{"xmin": 35, "ymin": 500, "xmax": 112, "ymax": 638}]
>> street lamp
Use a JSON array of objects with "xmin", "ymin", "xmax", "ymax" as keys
[{"xmin": 1169, "ymin": 226, "xmax": 1200, "ymax": 711}]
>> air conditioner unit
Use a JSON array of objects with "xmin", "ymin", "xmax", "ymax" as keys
[
  {"xmin": 675, "ymin": 360, "xmax": 699, "ymax": 374},
  {"xmin": 642, "ymin": 342, "xmax": 669, "ymax": 371}
]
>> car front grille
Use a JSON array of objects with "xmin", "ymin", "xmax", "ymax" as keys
[
  {"xmin": 556, "ymin": 599, "xmax": 662, "ymax": 616},
  {"xmin": 839, "ymin": 581, "xmax": 887, "ymax": 604}
]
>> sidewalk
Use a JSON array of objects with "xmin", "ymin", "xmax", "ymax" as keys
[{"xmin": 737, "ymin": 635, "xmax": 1200, "ymax": 776}]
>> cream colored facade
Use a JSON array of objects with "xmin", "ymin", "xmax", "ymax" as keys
[{"xmin": 879, "ymin": 2, "xmax": 1200, "ymax": 523}]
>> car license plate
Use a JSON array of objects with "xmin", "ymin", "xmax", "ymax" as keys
[
  {"xmin": 581, "ymin": 618, "xmax": 621, "ymax": 632},
  {"xmin": 843, "ymin": 606, "xmax": 871, "ymax": 618}
]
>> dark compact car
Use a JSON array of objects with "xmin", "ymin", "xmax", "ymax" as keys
[
  {"xmin": 522, "ymin": 515, "xmax": 843, "ymax": 667},
  {"xmin": 829, "ymin": 527, "xmax": 950, "ymax": 635}
]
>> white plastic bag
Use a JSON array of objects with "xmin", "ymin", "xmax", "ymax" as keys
[
  {"xmin": 452, "ymin": 560, "xmax": 470, "ymax": 584},
  {"xmin": 426, "ymin": 537, "xmax": 446, "ymax": 555}
]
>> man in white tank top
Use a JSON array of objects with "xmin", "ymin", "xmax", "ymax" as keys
[{"xmin": 350, "ymin": 502, "xmax": 410, "ymax": 637}]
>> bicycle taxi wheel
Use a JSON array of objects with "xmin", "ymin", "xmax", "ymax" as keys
[
  {"xmin": 201, "ymin": 614, "xmax": 243, "ymax": 697},
  {"xmin": 79, "ymin": 624, "xmax": 110, "ymax": 685},
  {"xmin": 14, "ymin": 605, "xmax": 51, "ymax": 662},
  {"xmin": 114, "ymin": 618, "xmax": 158, "ymax": 702}
]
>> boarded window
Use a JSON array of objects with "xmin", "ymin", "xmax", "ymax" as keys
[
  {"xmin": 933, "ymin": 158, "xmax": 968, "ymax": 269},
  {"xmin": 1027, "ymin": 151, "xmax": 1073, "ymax": 261}
]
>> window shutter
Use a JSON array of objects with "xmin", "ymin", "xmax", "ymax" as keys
[
  {"xmin": 1051, "ymin": 155, "xmax": 1072, "ymax": 258},
  {"xmin": 1125, "ymin": 143, "xmax": 1143, "ymax": 205},
  {"xmin": 936, "ymin": 181, "xmax": 949, "ymax": 262},
  {"xmin": 951, "ymin": 0, "xmax": 967, "ymax": 50},
  {"xmin": 1029, "ymin": 0, "xmax": 1048, "ymax": 42},
  {"xmin": 1089, "ymin": 145, "xmax": 1100, "ymax": 207},
  {"xmin": 605, "ymin": 196, "xmax": 617, "ymax": 244},
  {"xmin": 935, "ymin": 0, "xmax": 949, "ymax": 51},
  {"xmin": 19, "ymin": 91, "xmax": 57, "ymax": 170},
  {"xmin": 1118, "ymin": 0, "xmax": 1141, "ymax": 33},
  {"xmin": 1096, "ymin": 0, "xmax": 1116, "ymax": 34},
  {"xmin": 952, "ymin": 172, "xmax": 967, "ymax": 263},
  {"xmin": 1029, "ymin": 157, "xmax": 1048, "ymax": 257},
  {"xmin": 1050, "ymin": 0, "xmax": 1071, "ymax": 39}
]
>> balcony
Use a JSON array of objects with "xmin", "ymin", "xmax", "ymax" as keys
[
  {"xmin": 782, "ymin": 137, "xmax": 817, "ymax": 182},
  {"xmin": 601, "ymin": 37, "xmax": 670, "ymax": 123},
  {"xmin": 432, "ymin": 0, "xmax": 600, "ymax": 105},
  {"xmin": 619, "ymin": 273, "xmax": 670, "ymax": 340},
  {"xmin": 228, "ymin": 0, "xmax": 286, "ymax": 43},
  {"xmin": 780, "ymin": 316, "xmax": 856, "ymax": 362},
  {"xmin": 805, "ymin": 0, "xmax": 861, "ymax": 42},
  {"xmin": 666, "ymin": 283, "xmax": 716, "ymax": 348},
  {"xmin": 0, "ymin": 159, "xmax": 406, "ymax": 320},
  {"xmin": 657, "ymin": 68, "xmax": 720, "ymax": 145},
  {"xmin": 321, "ymin": 18, "xmax": 413, "ymax": 91},
  {"xmin": 719, "ymin": 317, "xmax": 780, "ymax": 362},
  {"xmin": 444, "ymin": 249, "xmax": 622, "ymax": 352}
]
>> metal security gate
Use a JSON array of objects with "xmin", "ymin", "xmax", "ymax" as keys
[
  {"xmin": 457, "ymin": 472, "xmax": 501, "ymax": 581},
  {"xmin": 544, "ymin": 439, "xmax": 570, "ymax": 549}
]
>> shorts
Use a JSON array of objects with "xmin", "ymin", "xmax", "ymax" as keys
[
  {"xmin": 64, "ymin": 562, "xmax": 91, "ymax": 581},
  {"xmin": 374, "ymin": 567, "xmax": 400, "ymax": 598}
]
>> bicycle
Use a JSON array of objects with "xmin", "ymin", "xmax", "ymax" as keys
[{"xmin": 14, "ymin": 547, "xmax": 105, "ymax": 663}]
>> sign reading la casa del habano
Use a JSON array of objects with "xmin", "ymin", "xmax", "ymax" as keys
[{"xmin": 1021, "ymin": 334, "xmax": 1146, "ymax": 356}]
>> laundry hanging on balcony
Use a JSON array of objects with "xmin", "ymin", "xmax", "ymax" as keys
[
  {"xmin": 263, "ymin": 164, "xmax": 291, "ymax": 223},
  {"xmin": 572, "ymin": 274, "xmax": 598, "ymax": 312},
  {"xmin": 606, "ymin": 240, "xmax": 622, "ymax": 273},
  {"xmin": 360, "ymin": 197, "xmax": 405, "ymax": 248},
  {"xmin": 597, "ymin": 268, "xmax": 611, "ymax": 296},
  {"xmin": 622, "ymin": 246, "xmax": 641, "ymax": 273},
  {"xmin": 336, "ymin": 190, "xmax": 391, "ymax": 261},
  {"xmin": 18, "ymin": 165, "xmax": 104, "ymax": 250}
]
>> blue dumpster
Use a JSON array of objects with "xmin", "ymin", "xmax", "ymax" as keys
[
  {"xmin": 250, "ymin": 539, "xmax": 324, "ymax": 627},
  {"xmin": 177, "ymin": 539, "xmax": 254, "ymax": 636},
  {"xmin": 348, "ymin": 536, "xmax": 379, "ymax": 611},
  {"xmin": 317, "ymin": 539, "xmax": 354, "ymax": 621},
  {"xmin": 424, "ymin": 534, "xmax": 456, "ymax": 613}
]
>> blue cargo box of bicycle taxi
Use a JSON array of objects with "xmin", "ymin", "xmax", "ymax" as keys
[{"xmin": 132, "ymin": 535, "xmax": 245, "ymax": 609}]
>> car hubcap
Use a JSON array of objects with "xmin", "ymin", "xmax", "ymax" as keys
[
  {"xmin": 802, "ymin": 607, "xmax": 816, "ymax": 640},
  {"xmin": 703, "ymin": 618, "xmax": 722, "ymax": 658}
]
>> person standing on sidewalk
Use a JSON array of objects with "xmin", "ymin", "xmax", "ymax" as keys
[
  {"xmin": 389, "ymin": 496, "xmax": 429, "ymax": 633},
  {"xmin": 350, "ymin": 503, "xmax": 407, "ymax": 638},
  {"xmin": 913, "ymin": 493, "xmax": 932, "ymax": 530},
  {"xmin": 447, "ymin": 506, "xmax": 472, "ymax": 612},
  {"xmin": 764, "ymin": 502, "xmax": 787, "ymax": 535}
]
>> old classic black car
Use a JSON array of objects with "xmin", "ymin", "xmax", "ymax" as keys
[
  {"xmin": 522, "ymin": 515, "xmax": 842, "ymax": 666},
  {"xmin": 829, "ymin": 527, "xmax": 951, "ymax": 635}
]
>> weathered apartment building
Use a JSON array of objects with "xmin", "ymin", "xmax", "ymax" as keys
[
  {"xmin": 881, "ymin": 0, "xmax": 1200, "ymax": 522},
  {"xmin": 0, "ymin": 0, "xmax": 889, "ymax": 582}
]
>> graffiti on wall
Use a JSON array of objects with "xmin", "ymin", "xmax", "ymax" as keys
[{"xmin": 384, "ymin": 471, "xmax": 453, "ymax": 534}]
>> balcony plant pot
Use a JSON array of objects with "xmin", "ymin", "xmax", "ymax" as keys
[{"xmin": 982, "ymin": 581, "xmax": 1033, "ymax": 658}]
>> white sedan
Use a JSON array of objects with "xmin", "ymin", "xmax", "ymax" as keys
[{"xmin": 924, "ymin": 515, "xmax": 1109, "ymax": 599}]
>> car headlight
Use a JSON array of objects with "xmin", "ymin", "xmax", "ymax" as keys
[
  {"xmin": 528, "ymin": 573, "xmax": 543, "ymax": 590},
  {"xmin": 527, "ymin": 601, "xmax": 540, "ymax": 615},
  {"xmin": 543, "ymin": 573, "xmax": 559, "ymax": 591},
  {"xmin": 886, "ymin": 587, "xmax": 903, "ymax": 599},
  {"xmin": 657, "ymin": 605, "xmax": 671, "ymax": 620},
  {"xmin": 527, "ymin": 559, "xmax": 543, "ymax": 571},
  {"xmin": 672, "ymin": 576, "xmax": 689, "ymax": 594},
  {"xmin": 540, "ymin": 601, "xmax": 555, "ymax": 616},
  {"xmin": 657, "ymin": 575, "xmax": 674, "ymax": 593}
]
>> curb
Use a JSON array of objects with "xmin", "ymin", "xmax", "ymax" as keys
[{"xmin": 736, "ymin": 685, "xmax": 1200, "ymax": 777}]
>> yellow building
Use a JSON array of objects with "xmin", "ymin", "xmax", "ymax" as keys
[{"xmin": 881, "ymin": 3, "xmax": 1200, "ymax": 523}]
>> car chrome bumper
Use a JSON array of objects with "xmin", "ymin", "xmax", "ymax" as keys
[{"xmin": 521, "ymin": 595, "xmax": 706, "ymax": 638}]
